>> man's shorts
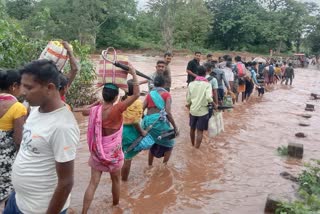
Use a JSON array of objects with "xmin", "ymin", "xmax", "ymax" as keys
[
  {"xmin": 189, "ymin": 113, "xmax": 209, "ymax": 131},
  {"xmin": 218, "ymin": 88, "xmax": 224, "ymax": 101}
]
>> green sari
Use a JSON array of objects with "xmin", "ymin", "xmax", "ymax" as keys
[{"xmin": 142, "ymin": 89, "xmax": 174, "ymax": 148}]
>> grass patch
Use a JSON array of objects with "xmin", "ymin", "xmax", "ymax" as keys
[
  {"xmin": 277, "ymin": 146, "xmax": 289, "ymax": 156},
  {"xmin": 276, "ymin": 160, "xmax": 320, "ymax": 214}
]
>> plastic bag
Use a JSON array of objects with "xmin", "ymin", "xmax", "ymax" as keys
[
  {"xmin": 223, "ymin": 95, "xmax": 233, "ymax": 112},
  {"xmin": 39, "ymin": 41, "xmax": 70, "ymax": 71},
  {"xmin": 208, "ymin": 112, "xmax": 224, "ymax": 137}
]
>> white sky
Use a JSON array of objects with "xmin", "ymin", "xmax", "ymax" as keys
[{"xmin": 137, "ymin": 0, "xmax": 148, "ymax": 10}]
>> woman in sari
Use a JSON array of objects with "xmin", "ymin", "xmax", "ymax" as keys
[
  {"xmin": 121, "ymin": 80, "xmax": 146, "ymax": 181},
  {"xmin": 80, "ymin": 65, "xmax": 140, "ymax": 213},
  {"xmin": 0, "ymin": 69, "xmax": 27, "ymax": 203},
  {"xmin": 143, "ymin": 75, "xmax": 178, "ymax": 166}
]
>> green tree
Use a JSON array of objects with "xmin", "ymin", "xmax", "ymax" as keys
[
  {"xmin": 147, "ymin": 0, "xmax": 179, "ymax": 51},
  {"xmin": 0, "ymin": 3, "xmax": 44, "ymax": 68},
  {"xmin": 5, "ymin": 0, "xmax": 37, "ymax": 20},
  {"xmin": 173, "ymin": 0, "xmax": 210, "ymax": 50}
]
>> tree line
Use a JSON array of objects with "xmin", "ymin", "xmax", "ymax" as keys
[{"xmin": 1, "ymin": 0, "xmax": 320, "ymax": 56}]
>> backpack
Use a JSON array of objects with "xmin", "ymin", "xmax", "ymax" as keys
[
  {"xmin": 207, "ymin": 76, "xmax": 214, "ymax": 81},
  {"xmin": 237, "ymin": 63, "xmax": 246, "ymax": 78},
  {"xmin": 268, "ymin": 65, "xmax": 274, "ymax": 75}
]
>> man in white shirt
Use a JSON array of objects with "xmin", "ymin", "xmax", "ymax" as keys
[
  {"xmin": 4, "ymin": 59, "xmax": 80, "ymax": 214},
  {"xmin": 223, "ymin": 61, "xmax": 234, "ymax": 92}
]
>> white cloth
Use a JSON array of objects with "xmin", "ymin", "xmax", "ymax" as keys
[
  {"xmin": 223, "ymin": 67, "xmax": 234, "ymax": 90},
  {"xmin": 12, "ymin": 106, "xmax": 80, "ymax": 214}
]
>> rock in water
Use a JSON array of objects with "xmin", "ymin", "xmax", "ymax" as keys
[
  {"xmin": 288, "ymin": 143, "xmax": 304, "ymax": 159},
  {"xmin": 295, "ymin": 132, "xmax": 306, "ymax": 138}
]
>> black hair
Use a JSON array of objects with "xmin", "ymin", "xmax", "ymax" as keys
[
  {"xmin": 58, "ymin": 74, "xmax": 69, "ymax": 91},
  {"xmin": 154, "ymin": 75, "xmax": 165, "ymax": 87},
  {"xmin": 102, "ymin": 83, "xmax": 119, "ymax": 102},
  {"xmin": 127, "ymin": 79, "xmax": 134, "ymax": 96},
  {"xmin": 195, "ymin": 51, "xmax": 201, "ymax": 55},
  {"xmin": 283, "ymin": 61, "xmax": 287, "ymax": 65},
  {"xmin": 157, "ymin": 60, "xmax": 166, "ymax": 65},
  {"xmin": 197, "ymin": 66, "xmax": 206, "ymax": 77},
  {"xmin": 164, "ymin": 52, "xmax": 172, "ymax": 57},
  {"xmin": 19, "ymin": 59, "xmax": 60, "ymax": 88},
  {"xmin": 223, "ymin": 55, "xmax": 230, "ymax": 61},
  {"xmin": 207, "ymin": 53, "xmax": 212, "ymax": 58},
  {"xmin": 0, "ymin": 69, "xmax": 21, "ymax": 90},
  {"xmin": 226, "ymin": 61, "xmax": 232, "ymax": 68},
  {"xmin": 203, "ymin": 62, "xmax": 213, "ymax": 71},
  {"xmin": 289, "ymin": 63, "xmax": 293, "ymax": 66},
  {"xmin": 235, "ymin": 56, "xmax": 242, "ymax": 62},
  {"xmin": 246, "ymin": 61, "xmax": 252, "ymax": 67},
  {"xmin": 275, "ymin": 64, "xmax": 279, "ymax": 67},
  {"xmin": 252, "ymin": 61, "xmax": 257, "ymax": 66}
]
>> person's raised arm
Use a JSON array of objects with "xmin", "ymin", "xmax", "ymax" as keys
[
  {"xmin": 122, "ymin": 65, "xmax": 140, "ymax": 107},
  {"xmin": 62, "ymin": 41, "xmax": 79, "ymax": 88}
]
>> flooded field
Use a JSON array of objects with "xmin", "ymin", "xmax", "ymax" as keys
[{"xmin": 69, "ymin": 55, "xmax": 320, "ymax": 214}]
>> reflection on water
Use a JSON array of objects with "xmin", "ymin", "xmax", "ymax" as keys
[{"xmin": 70, "ymin": 56, "xmax": 320, "ymax": 214}]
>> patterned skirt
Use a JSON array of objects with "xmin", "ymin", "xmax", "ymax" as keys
[{"xmin": 0, "ymin": 130, "xmax": 16, "ymax": 202}]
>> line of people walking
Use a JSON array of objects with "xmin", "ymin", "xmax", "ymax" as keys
[{"xmin": 1, "ymin": 49, "xmax": 296, "ymax": 213}]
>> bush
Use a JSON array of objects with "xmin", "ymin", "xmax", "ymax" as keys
[
  {"xmin": 0, "ymin": 15, "xmax": 46, "ymax": 68},
  {"xmin": 276, "ymin": 160, "xmax": 320, "ymax": 213},
  {"xmin": 277, "ymin": 145, "xmax": 289, "ymax": 156}
]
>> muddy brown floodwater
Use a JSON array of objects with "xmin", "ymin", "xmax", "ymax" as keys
[{"xmin": 69, "ymin": 55, "xmax": 320, "ymax": 214}]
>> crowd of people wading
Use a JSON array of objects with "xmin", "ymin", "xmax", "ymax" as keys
[{"xmin": 1, "ymin": 42, "xmax": 318, "ymax": 213}]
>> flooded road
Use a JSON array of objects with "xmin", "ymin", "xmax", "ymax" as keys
[{"xmin": 70, "ymin": 55, "xmax": 320, "ymax": 214}]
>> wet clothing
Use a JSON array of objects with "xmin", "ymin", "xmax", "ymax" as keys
[
  {"xmin": 189, "ymin": 113, "xmax": 209, "ymax": 131},
  {"xmin": 142, "ymin": 89, "xmax": 174, "ymax": 149},
  {"xmin": 88, "ymin": 104, "xmax": 124, "ymax": 172},
  {"xmin": 12, "ymin": 106, "xmax": 79, "ymax": 214},
  {"xmin": 187, "ymin": 79, "xmax": 213, "ymax": 117},
  {"xmin": 218, "ymin": 88, "xmax": 225, "ymax": 101},
  {"xmin": 186, "ymin": 59, "xmax": 200, "ymax": 83},
  {"xmin": 122, "ymin": 99, "xmax": 144, "ymax": 160},
  {"xmin": 284, "ymin": 66, "xmax": 294, "ymax": 78},
  {"xmin": 258, "ymin": 87, "xmax": 265, "ymax": 96},
  {"xmin": 285, "ymin": 77, "xmax": 293, "ymax": 85},
  {"xmin": 245, "ymin": 79, "xmax": 254, "ymax": 98},
  {"xmin": 150, "ymin": 143, "xmax": 173, "ymax": 158}
]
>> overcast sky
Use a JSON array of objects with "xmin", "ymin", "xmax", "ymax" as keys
[{"xmin": 137, "ymin": 0, "xmax": 148, "ymax": 10}]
